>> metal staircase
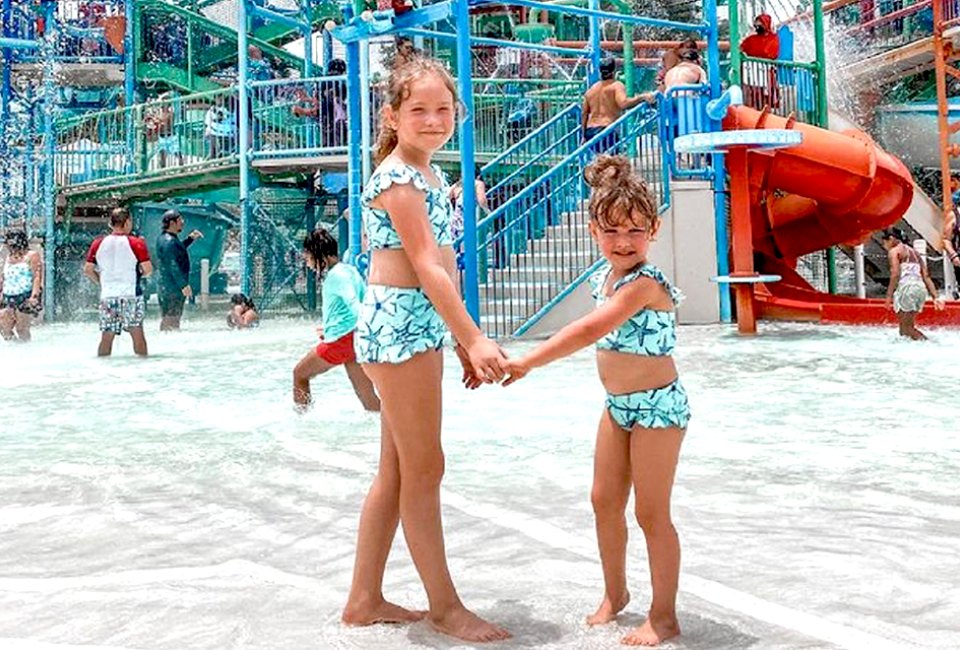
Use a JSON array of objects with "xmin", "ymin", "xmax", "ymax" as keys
[{"xmin": 469, "ymin": 103, "xmax": 664, "ymax": 338}]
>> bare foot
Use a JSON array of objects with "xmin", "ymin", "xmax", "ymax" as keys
[
  {"xmin": 341, "ymin": 598, "xmax": 426, "ymax": 626},
  {"xmin": 621, "ymin": 614, "xmax": 680, "ymax": 646},
  {"xmin": 586, "ymin": 591, "xmax": 630, "ymax": 625},
  {"xmin": 429, "ymin": 605, "xmax": 511, "ymax": 643}
]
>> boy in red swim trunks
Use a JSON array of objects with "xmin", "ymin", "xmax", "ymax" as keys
[{"xmin": 293, "ymin": 228, "xmax": 380, "ymax": 411}]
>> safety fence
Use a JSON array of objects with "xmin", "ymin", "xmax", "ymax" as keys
[
  {"xmin": 53, "ymin": 76, "xmax": 586, "ymax": 192},
  {"xmin": 740, "ymin": 57, "xmax": 823, "ymax": 126},
  {"xmin": 446, "ymin": 78, "xmax": 585, "ymax": 157},
  {"xmin": 659, "ymin": 83, "xmax": 712, "ymax": 179},
  {"xmin": 54, "ymin": 86, "xmax": 240, "ymax": 190},
  {"xmin": 481, "ymin": 103, "xmax": 584, "ymax": 208},
  {"xmin": 250, "ymin": 75, "xmax": 348, "ymax": 157}
]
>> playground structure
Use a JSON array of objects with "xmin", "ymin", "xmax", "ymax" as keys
[{"xmin": 1, "ymin": 0, "xmax": 960, "ymax": 334}]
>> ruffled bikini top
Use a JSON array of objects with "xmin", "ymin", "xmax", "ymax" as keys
[
  {"xmin": 591, "ymin": 263, "xmax": 684, "ymax": 357},
  {"xmin": 361, "ymin": 162, "xmax": 453, "ymax": 250}
]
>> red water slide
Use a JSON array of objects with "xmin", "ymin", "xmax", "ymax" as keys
[{"xmin": 722, "ymin": 105, "xmax": 960, "ymax": 326}]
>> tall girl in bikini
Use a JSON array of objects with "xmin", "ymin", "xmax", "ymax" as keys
[{"xmin": 341, "ymin": 57, "xmax": 511, "ymax": 643}]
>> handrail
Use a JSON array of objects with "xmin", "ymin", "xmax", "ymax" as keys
[
  {"xmin": 478, "ymin": 104, "xmax": 654, "ymax": 233},
  {"xmin": 660, "ymin": 83, "xmax": 712, "ymax": 179},
  {"xmin": 482, "ymin": 103, "xmax": 581, "ymax": 172},
  {"xmin": 463, "ymin": 103, "xmax": 662, "ymax": 338}
]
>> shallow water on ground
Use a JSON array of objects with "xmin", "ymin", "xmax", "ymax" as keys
[{"xmin": 1, "ymin": 317, "xmax": 958, "ymax": 649}]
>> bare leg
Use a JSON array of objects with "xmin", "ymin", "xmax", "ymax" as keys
[
  {"xmin": 13, "ymin": 310, "xmax": 32, "ymax": 342},
  {"xmin": 292, "ymin": 350, "xmax": 334, "ymax": 407},
  {"xmin": 98, "ymin": 331, "xmax": 116, "ymax": 356},
  {"xmin": 344, "ymin": 361, "xmax": 381, "ymax": 412},
  {"xmin": 361, "ymin": 352, "xmax": 510, "ymax": 643},
  {"xmin": 342, "ymin": 411, "xmax": 423, "ymax": 625},
  {"xmin": 0, "ymin": 308, "xmax": 15, "ymax": 340},
  {"xmin": 903, "ymin": 312, "xmax": 926, "ymax": 341},
  {"xmin": 587, "ymin": 409, "xmax": 632, "ymax": 625},
  {"xmin": 129, "ymin": 327, "xmax": 148, "ymax": 356},
  {"xmin": 896, "ymin": 312, "xmax": 910, "ymax": 338},
  {"xmin": 622, "ymin": 425, "xmax": 684, "ymax": 647}
]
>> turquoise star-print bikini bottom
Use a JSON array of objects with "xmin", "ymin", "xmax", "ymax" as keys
[
  {"xmin": 605, "ymin": 378, "xmax": 691, "ymax": 431},
  {"xmin": 355, "ymin": 284, "xmax": 448, "ymax": 364}
]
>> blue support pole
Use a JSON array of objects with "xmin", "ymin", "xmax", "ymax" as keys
[
  {"xmin": 24, "ymin": 85, "xmax": 36, "ymax": 227},
  {"xmin": 239, "ymin": 0, "xmax": 253, "ymax": 295},
  {"xmin": 703, "ymin": 0, "xmax": 730, "ymax": 322},
  {"xmin": 124, "ymin": 0, "xmax": 136, "ymax": 174},
  {"xmin": 124, "ymin": 0, "xmax": 135, "ymax": 105},
  {"xmin": 303, "ymin": 0, "xmax": 314, "ymax": 77},
  {"xmin": 2, "ymin": 0, "xmax": 12, "ymax": 125},
  {"xmin": 322, "ymin": 27, "xmax": 333, "ymax": 68},
  {"xmin": 42, "ymin": 0, "xmax": 56, "ymax": 317},
  {"xmin": 346, "ymin": 37, "xmax": 363, "ymax": 257},
  {"xmin": 588, "ymin": 0, "xmax": 601, "ymax": 84},
  {"xmin": 1, "ymin": 10, "xmax": 10, "ymax": 214},
  {"xmin": 360, "ymin": 39, "xmax": 371, "ymax": 182},
  {"xmin": 454, "ymin": 0, "xmax": 479, "ymax": 323}
]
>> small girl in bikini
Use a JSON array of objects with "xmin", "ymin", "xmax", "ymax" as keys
[{"xmin": 505, "ymin": 155, "xmax": 689, "ymax": 647}]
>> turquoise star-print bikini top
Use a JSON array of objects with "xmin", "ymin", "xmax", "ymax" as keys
[
  {"xmin": 591, "ymin": 263, "xmax": 684, "ymax": 357},
  {"xmin": 361, "ymin": 162, "xmax": 454, "ymax": 249}
]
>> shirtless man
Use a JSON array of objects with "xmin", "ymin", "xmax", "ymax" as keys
[
  {"xmin": 663, "ymin": 40, "xmax": 707, "ymax": 90},
  {"xmin": 582, "ymin": 57, "xmax": 654, "ymax": 152}
]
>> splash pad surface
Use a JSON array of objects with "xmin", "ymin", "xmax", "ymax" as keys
[{"xmin": 1, "ymin": 319, "xmax": 958, "ymax": 649}]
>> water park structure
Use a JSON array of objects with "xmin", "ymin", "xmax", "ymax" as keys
[{"xmin": 2, "ymin": 0, "xmax": 960, "ymax": 333}]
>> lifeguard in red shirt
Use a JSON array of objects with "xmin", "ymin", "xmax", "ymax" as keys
[{"xmin": 740, "ymin": 14, "xmax": 781, "ymax": 109}]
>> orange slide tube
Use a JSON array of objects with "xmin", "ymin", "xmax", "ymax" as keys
[{"xmin": 722, "ymin": 105, "xmax": 960, "ymax": 326}]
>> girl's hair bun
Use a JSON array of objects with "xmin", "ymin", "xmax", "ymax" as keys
[{"xmin": 583, "ymin": 154, "xmax": 632, "ymax": 188}]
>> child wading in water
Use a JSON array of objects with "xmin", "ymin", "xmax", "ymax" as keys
[
  {"xmin": 881, "ymin": 227, "xmax": 945, "ymax": 340},
  {"xmin": 227, "ymin": 293, "xmax": 259, "ymax": 328},
  {"xmin": 342, "ymin": 56, "xmax": 511, "ymax": 642},
  {"xmin": 293, "ymin": 228, "xmax": 380, "ymax": 411},
  {"xmin": 505, "ymin": 155, "xmax": 689, "ymax": 647}
]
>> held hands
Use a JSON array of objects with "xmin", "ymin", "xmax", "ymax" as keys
[
  {"xmin": 502, "ymin": 356, "xmax": 531, "ymax": 386},
  {"xmin": 464, "ymin": 336, "xmax": 508, "ymax": 385},
  {"xmin": 934, "ymin": 297, "xmax": 946, "ymax": 311},
  {"xmin": 187, "ymin": 230, "xmax": 204, "ymax": 240},
  {"xmin": 182, "ymin": 285, "xmax": 193, "ymax": 298},
  {"xmin": 454, "ymin": 342, "xmax": 483, "ymax": 390}
]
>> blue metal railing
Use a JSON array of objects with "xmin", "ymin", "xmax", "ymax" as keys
[
  {"xmin": 481, "ymin": 102, "xmax": 583, "ymax": 205},
  {"xmin": 445, "ymin": 78, "xmax": 584, "ymax": 157},
  {"xmin": 741, "ymin": 57, "xmax": 822, "ymax": 126},
  {"xmin": 250, "ymin": 75, "xmax": 349, "ymax": 158},
  {"xmin": 54, "ymin": 86, "xmax": 239, "ymax": 191},
  {"xmin": 659, "ymin": 84, "xmax": 712, "ymax": 180},
  {"xmin": 463, "ymin": 104, "xmax": 663, "ymax": 338}
]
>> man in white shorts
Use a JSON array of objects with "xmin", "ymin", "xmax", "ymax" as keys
[{"xmin": 84, "ymin": 207, "xmax": 153, "ymax": 356}]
